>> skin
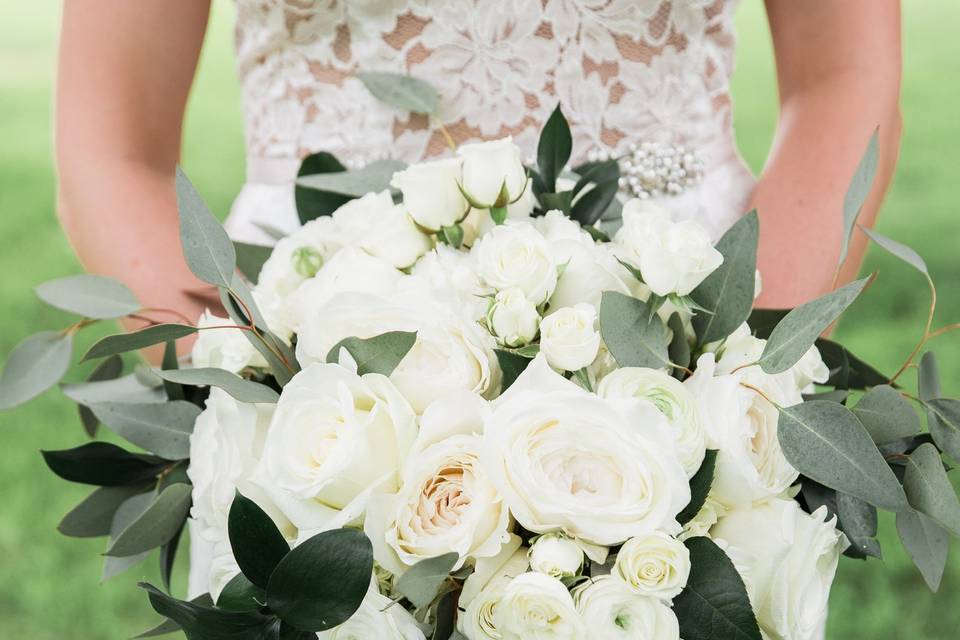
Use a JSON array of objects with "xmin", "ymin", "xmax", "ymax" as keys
[{"xmin": 55, "ymin": 0, "xmax": 903, "ymax": 336}]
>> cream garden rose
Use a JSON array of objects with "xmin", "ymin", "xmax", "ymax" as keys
[
  {"xmin": 472, "ymin": 222, "xmax": 558, "ymax": 304},
  {"xmin": 458, "ymin": 137, "xmax": 528, "ymax": 207},
  {"xmin": 390, "ymin": 157, "xmax": 468, "ymax": 230},
  {"xmin": 539, "ymin": 303, "xmax": 602, "ymax": 372},
  {"xmin": 492, "ymin": 572, "xmax": 586, "ymax": 640},
  {"xmin": 458, "ymin": 540, "xmax": 528, "ymax": 640},
  {"xmin": 613, "ymin": 532, "xmax": 691, "ymax": 601},
  {"xmin": 528, "ymin": 533, "xmax": 584, "ymax": 579},
  {"xmin": 487, "ymin": 287, "xmax": 540, "ymax": 347},
  {"xmin": 573, "ymin": 576, "xmax": 680, "ymax": 640}
]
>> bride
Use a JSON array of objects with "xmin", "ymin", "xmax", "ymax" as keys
[{"xmin": 54, "ymin": 0, "xmax": 901, "ymax": 597}]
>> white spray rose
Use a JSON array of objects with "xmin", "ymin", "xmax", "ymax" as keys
[
  {"xmin": 597, "ymin": 367, "xmax": 707, "ymax": 477},
  {"xmin": 390, "ymin": 158, "xmax": 468, "ymax": 231},
  {"xmin": 482, "ymin": 356, "xmax": 690, "ymax": 545},
  {"xmin": 492, "ymin": 572, "xmax": 586, "ymax": 639},
  {"xmin": 539, "ymin": 304, "xmax": 601, "ymax": 372},
  {"xmin": 461, "ymin": 186, "xmax": 536, "ymax": 246},
  {"xmin": 712, "ymin": 499, "xmax": 848, "ymax": 640},
  {"xmin": 332, "ymin": 190, "xmax": 431, "ymax": 268},
  {"xmin": 614, "ymin": 200, "xmax": 723, "ymax": 296},
  {"xmin": 792, "ymin": 345, "xmax": 830, "ymax": 390},
  {"xmin": 253, "ymin": 363, "xmax": 417, "ymax": 533},
  {"xmin": 191, "ymin": 311, "xmax": 267, "ymax": 374},
  {"xmin": 487, "ymin": 288, "xmax": 540, "ymax": 348},
  {"xmin": 458, "ymin": 540, "xmax": 528, "ymax": 639},
  {"xmin": 405, "ymin": 246, "xmax": 490, "ymax": 321},
  {"xmin": 528, "ymin": 533, "xmax": 584, "ymax": 579},
  {"xmin": 472, "ymin": 222, "xmax": 558, "ymax": 304},
  {"xmin": 458, "ymin": 137, "xmax": 528, "ymax": 207},
  {"xmin": 573, "ymin": 576, "xmax": 680, "ymax": 640},
  {"xmin": 613, "ymin": 532, "xmax": 691, "ymax": 601},
  {"xmin": 319, "ymin": 582, "xmax": 426, "ymax": 640}
]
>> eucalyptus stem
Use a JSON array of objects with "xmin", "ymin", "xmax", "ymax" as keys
[
  {"xmin": 433, "ymin": 116, "xmax": 457, "ymax": 152},
  {"xmin": 889, "ymin": 273, "xmax": 937, "ymax": 384}
]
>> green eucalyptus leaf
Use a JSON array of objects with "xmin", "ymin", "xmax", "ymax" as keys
[
  {"xmin": 395, "ymin": 552, "xmax": 459, "ymax": 609},
  {"xmin": 0, "ymin": 331, "xmax": 73, "ymax": 410},
  {"xmin": 852, "ymin": 384, "xmax": 921, "ymax": 444},
  {"xmin": 90, "ymin": 400, "xmax": 200, "ymax": 460},
  {"xmin": 839, "ymin": 130, "xmax": 879, "ymax": 266},
  {"xmin": 176, "ymin": 167, "xmax": 236, "ymax": 287},
  {"xmin": 82, "ymin": 324, "xmax": 198, "ymax": 362},
  {"xmin": 690, "ymin": 211, "xmax": 758, "ymax": 344},
  {"xmin": 234, "ymin": 242, "xmax": 274, "ymax": 284},
  {"xmin": 228, "ymin": 492, "xmax": 290, "ymax": 590},
  {"xmin": 160, "ymin": 341, "xmax": 185, "ymax": 401},
  {"xmin": 295, "ymin": 159, "xmax": 407, "ymax": 197},
  {"xmin": 156, "ymin": 368, "xmax": 279, "ymax": 404},
  {"xmin": 105, "ymin": 483, "xmax": 193, "ymax": 557},
  {"xmin": 42, "ymin": 442, "xmax": 167, "ymax": 486},
  {"xmin": 903, "ymin": 442, "xmax": 960, "ymax": 536},
  {"xmin": 896, "ymin": 508, "xmax": 949, "ymax": 592},
  {"xmin": 217, "ymin": 573, "xmax": 267, "ymax": 612},
  {"xmin": 759, "ymin": 277, "xmax": 871, "ymax": 374},
  {"xmin": 667, "ymin": 313, "xmax": 692, "ymax": 375},
  {"xmin": 160, "ymin": 522, "xmax": 185, "ymax": 593},
  {"xmin": 495, "ymin": 349, "xmax": 530, "ymax": 393},
  {"xmin": 62, "ymin": 372, "xmax": 165, "ymax": 406},
  {"xmin": 677, "ymin": 450, "xmax": 718, "ymax": 526},
  {"xmin": 57, "ymin": 484, "xmax": 150, "ymax": 538},
  {"xmin": 296, "ymin": 152, "xmax": 352, "ymax": 224},
  {"xmin": 925, "ymin": 398, "xmax": 960, "ymax": 462},
  {"xmin": 860, "ymin": 225, "xmax": 928, "ymax": 275},
  {"xmin": 140, "ymin": 583, "xmax": 276, "ymax": 640},
  {"xmin": 103, "ymin": 492, "xmax": 153, "ymax": 581},
  {"xmin": 76, "ymin": 354, "xmax": 125, "ymax": 437},
  {"xmin": 918, "ymin": 352, "xmax": 941, "ymax": 402},
  {"xmin": 357, "ymin": 71, "xmax": 438, "ymax": 114},
  {"xmin": 835, "ymin": 492, "xmax": 882, "ymax": 560},
  {"xmin": 35, "ymin": 274, "xmax": 140, "ymax": 319},
  {"xmin": 599, "ymin": 291, "xmax": 671, "ymax": 369},
  {"xmin": 326, "ymin": 331, "xmax": 417, "ymax": 376},
  {"xmin": 777, "ymin": 401, "xmax": 908, "ymax": 512},
  {"xmin": 536, "ymin": 104, "xmax": 572, "ymax": 193}
]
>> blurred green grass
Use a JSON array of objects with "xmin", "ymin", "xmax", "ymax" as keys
[{"xmin": 0, "ymin": 2, "xmax": 957, "ymax": 637}]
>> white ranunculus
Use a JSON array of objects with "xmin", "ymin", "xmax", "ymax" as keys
[
  {"xmin": 614, "ymin": 200, "xmax": 723, "ymax": 296},
  {"xmin": 613, "ymin": 532, "xmax": 691, "ymax": 601},
  {"xmin": 458, "ymin": 137, "xmax": 528, "ymax": 207},
  {"xmin": 319, "ymin": 582, "xmax": 426, "ymax": 640},
  {"xmin": 459, "ymin": 540, "xmax": 528, "ymax": 639},
  {"xmin": 472, "ymin": 222, "xmax": 558, "ymax": 304},
  {"xmin": 253, "ymin": 363, "xmax": 417, "ymax": 533},
  {"xmin": 482, "ymin": 356, "xmax": 690, "ymax": 545},
  {"xmin": 191, "ymin": 311, "xmax": 267, "ymax": 374},
  {"xmin": 296, "ymin": 291, "xmax": 500, "ymax": 413},
  {"xmin": 365, "ymin": 392, "xmax": 511, "ymax": 574},
  {"xmin": 405, "ymin": 246, "xmax": 490, "ymax": 321},
  {"xmin": 492, "ymin": 572, "xmax": 586, "ymax": 639},
  {"xmin": 487, "ymin": 288, "xmax": 540, "ymax": 348},
  {"xmin": 528, "ymin": 533, "xmax": 584, "ymax": 579},
  {"xmin": 573, "ymin": 576, "xmax": 680, "ymax": 640},
  {"xmin": 331, "ymin": 190, "xmax": 432, "ymax": 268},
  {"xmin": 539, "ymin": 304, "xmax": 601, "ymax": 372},
  {"xmin": 597, "ymin": 367, "xmax": 707, "ymax": 477},
  {"xmin": 390, "ymin": 158, "xmax": 468, "ymax": 231},
  {"xmin": 712, "ymin": 499, "xmax": 848, "ymax": 640}
]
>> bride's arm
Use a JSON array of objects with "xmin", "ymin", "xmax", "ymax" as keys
[
  {"xmin": 56, "ymin": 1, "xmax": 214, "ymax": 336},
  {"xmin": 753, "ymin": 0, "xmax": 902, "ymax": 308}
]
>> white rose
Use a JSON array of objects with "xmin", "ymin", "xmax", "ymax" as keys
[
  {"xmin": 614, "ymin": 200, "xmax": 723, "ymax": 296},
  {"xmin": 319, "ymin": 582, "xmax": 426, "ymax": 640},
  {"xmin": 492, "ymin": 572, "xmax": 586, "ymax": 639},
  {"xmin": 254, "ymin": 363, "xmax": 417, "ymax": 533},
  {"xmin": 390, "ymin": 158, "xmax": 468, "ymax": 231},
  {"xmin": 296, "ymin": 291, "xmax": 500, "ymax": 413},
  {"xmin": 482, "ymin": 356, "xmax": 690, "ymax": 545},
  {"xmin": 573, "ymin": 576, "xmax": 679, "ymax": 640},
  {"xmin": 539, "ymin": 304, "xmax": 601, "ymax": 372},
  {"xmin": 678, "ymin": 496, "xmax": 728, "ymax": 541},
  {"xmin": 712, "ymin": 499, "xmax": 848, "ymax": 640},
  {"xmin": 792, "ymin": 345, "xmax": 830, "ymax": 390},
  {"xmin": 406, "ymin": 246, "xmax": 490, "ymax": 321},
  {"xmin": 597, "ymin": 367, "xmax": 707, "ymax": 477},
  {"xmin": 613, "ymin": 532, "xmax": 691, "ymax": 601},
  {"xmin": 459, "ymin": 540, "xmax": 528, "ymax": 639},
  {"xmin": 472, "ymin": 222, "xmax": 558, "ymax": 304},
  {"xmin": 458, "ymin": 137, "xmax": 528, "ymax": 207},
  {"xmin": 528, "ymin": 533, "xmax": 584, "ymax": 579},
  {"xmin": 191, "ymin": 311, "xmax": 266, "ymax": 374},
  {"xmin": 365, "ymin": 392, "xmax": 511, "ymax": 574},
  {"xmin": 487, "ymin": 288, "xmax": 540, "ymax": 347},
  {"xmin": 332, "ymin": 190, "xmax": 432, "ymax": 268},
  {"xmin": 207, "ymin": 539, "xmax": 243, "ymax": 602}
]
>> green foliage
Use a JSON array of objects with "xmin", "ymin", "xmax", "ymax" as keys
[
  {"xmin": 295, "ymin": 151, "xmax": 352, "ymax": 224},
  {"xmin": 326, "ymin": 331, "xmax": 417, "ymax": 376},
  {"xmin": 217, "ymin": 574, "xmax": 266, "ymax": 613},
  {"xmin": 896, "ymin": 509, "xmax": 950, "ymax": 592},
  {"xmin": 568, "ymin": 159, "xmax": 620, "ymax": 226},
  {"xmin": 57, "ymin": 484, "xmax": 150, "ymax": 539},
  {"xmin": 495, "ymin": 349, "xmax": 530, "ymax": 392},
  {"xmin": 296, "ymin": 159, "xmax": 406, "ymax": 197},
  {"xmin": 925, "ymin": 399, "xmax": 960, "ymax": 463},
  {"xmin": 677, "ymin": 450, "xmax": 718, "ymax": 526},
  {"xmin": 861, "ymin": 226, "xmax": 929, "ymax": 275},
  {"xmin": 599, "ymin": 291, "xmax": 671, "ymax": 369},
  {"xmin": 234, "ymin": 241, "xmax": 274, "ymax": 283},
  {"xmin": 536, "ymin": 104, "xmax": 572, "ymax": 194},
  {"xmin": 395, "ymin": 553, "xmax": 459, "ymax": 609},
  {"xmin": 41, "ymin": 442, "xmax": 167, "ymax": 487},
  {"xmin": 90, "ymin": 401, "xmax": 199, "ymax": 459},
  {"xmin": 836, "ymin": 492, "xmax": 882, "ymax": 559},
  {"xmin": 140, "ymin": 583, "xmax": 277, "ymax": 640},
  {"xmin": 228, "ymin": 493, "xmax": 290, "ymax": 590},
  {"xmin": 82, "ymin": 324, "xmax": 198, "ymax": 362},
  {"xmin": 34, "ymin": 274, "xmax": 140, "ymax": 319},
  {"xmin": 839, "ymin": 130, "xmax": 880, "ymax": 266},
  {"xmin": 176, "ymin": 167, "xmax": 237, "ymax": 288},
  {"xmin": 852, "ymin": 384, "xmax": 921, "ymax": 444},
  {"xmin": 105, "ymin": 483, "xmax": 192, "ymax": 558},
  {"xmin": 0, "ymin": 330, "xmax": 73, "ymax": 410},
  {"xmin": 357, "ymin": 71, "xmax": 439, "ymax": 114},
  {"xmin": 156, "ymin": 367, "xmax": 279, "ymax": 404},
  {"xmin": 903, "ymin": 443, "xmax": 960, "ymax": 536}
]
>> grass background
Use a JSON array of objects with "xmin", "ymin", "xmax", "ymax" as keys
[{"xmin": 0, "ymin": 1, "xmax": 958, "ymax": 637}]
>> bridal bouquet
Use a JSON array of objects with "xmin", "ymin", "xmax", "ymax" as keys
[{"xmin": 3, "ymin": 77, "xmax": 960, "ymax": 640}]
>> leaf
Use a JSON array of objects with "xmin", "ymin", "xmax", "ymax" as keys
[
  {"xmin": 918, "ymin": 351, "xmax": 941, "ymax": 402},
  {"xmin": 156, "ymin": 368, "xmax": 279, "ymax": 403},
  {"xmin": 219, "ymin": 283, "xmax": 296, "ymax": 387},
  {"xmin": 860, "ymin": 225, "xmax": 928, "ymax": 275},
  {"xmin": 667, "ymin": 313, "xmax": 691, "ymax": 375},
  {"xmin": 673, "ymin": 537, "xmax": 762, "ymax": 640},
  {"xmin": 677, "ymin": 450, "xmax": 718, "ymax": 526},
  {"xmin": 76, "ymin": 354, "xmax": 125, "ymax": 437},
  {"xmin": 599, "ymin": 291, "xmax": 671, "ymax": 369},
  {"xmin": 395, "ymin": 553, "xmax": 459, "ymax": 609},
  {"xmin": 42, "ymin": 442, "xmax": 167, "ymax": 486},
  {"xmin": 161, "ymin": 341, "xmax": 185, "ymax": 402},
  {"xmin": 815, "ymin": 338, "xmax": 890, "ymax": 390},
  {"xmin": 90, "ymin": 400, "xmax": 200, "ymax": 460},
  {"xmin": 35, "ymin": 274, "xmax": 140, "ymax": 319},
  {"xmin": 57, "ymin": 484, "xmax": 149, "ymax": 538},
  {"xmin": 326, "ymin": 331, "xmax": 417, "ymax": 376},
  {"xmin": 234, "ymin": 242, "xmax": 274, "ymax": 284},
  {"xmin": 569, "ymin": 160, "xmax": 620, "ymax": 227},
  {"xmin": 295, "ymin": 152, "xmax": 352, "ymax": 224},
  {"xmin": 431, "ymin": 589, "xmax": 459, "ymax": 640},
  {"xmin": 217, "ymin": 574, "xmax": 267, "ymax": 612},
  {"xmin": 133, "ymin": 594, "xmax": 214, "ymax": 638},
  {"xmin": 896, "ymin": 509, "xmax": 949, "ymax": 592},
  {"xmin": 853, "ymin": 384, "xmax": 921, "ymax": 444},
  {"xmin": 140, "ymin": 583, "xmax": 276, "ymax": 640},
  {"xmin": 536, "ymin": 104, "xmax": 572, "ymax": 193},
  {"xmin": 835, "ymin": 492, "xmax": 882, "ymax": 559},
  {"xmin": 0, "ymin": 331, "xmax": 73, "ymax": 410},
  {"xmin": 106, "ymin": 483, "xmax": 192, "ymax": 557},
  {"xmin": 356, "ymin": 71, "xmax": 438, "ymax": 114},
  {"xmin": 777, "ymin": 401, "xmax": 908, "ymax": 512},
  {"xmin": 903, "ymin": 442, "xmax": 960, "ymax": 536},
  {"xmin": 176, "ymin": 167, "xmax": 237, "ymax": 288},
  {"xmin": 538, "ymin": 190, "xmax": 573, "ymax": 216},
  {"xmin": 228, "ymin": 492, "xmax": 290, "ymax": 590},
  {"xmin": 103, "ymin": 492, "xmax": 153, "ymax": 581},
  {"xmin": 82, "ymin": 324, "xmax": 198, "ymax": 362},
  {"xmin": 839, "ymin": 130, "xmax": 879, "ymax": 266},
  {"xmin": 160, "ymin": 521, "xmax": 185, "ymax": 593},
  {"xmin": 926, "ymin": 398, "xmax": 960, "ymax": 463},
  {"xmin": 495, "ymin": 349, "xmax": 530, "ymax": 393},
  {"xmin": 759, "ymin": 277, "xmax": 871, "ymax": 374},
  {"xmin": 266, "ymin": 528, "xmax": 373, "ymax": 632},
  {"xmin": 63, "ymin": 372, "xmax": 165, "ymax": 409},
  {"xmin": 296, "ymin": 159, "xmax": 407, "ymax": 197},
  {"xmin": 690, "ymin": 211, "xmax": 758, "ymax": 344}
]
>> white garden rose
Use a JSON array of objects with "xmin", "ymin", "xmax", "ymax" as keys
[
  {"xmin": 487, "ymin": 287, "xmax": 540, "ymax": 347},
  {"xmin": 614, "ymin": 200, "xmax": 723, "ymax": 296},
  {"xmin": 253, "ymin": 363, "xmax": 417, "ymax": 533},
  {"xmin": 459, "ymin": 540, "xmax": 528, "ymax": 639},
  {"xmin": 613, "ymin": 532, "xmax": 691, "ymax": 601},
  {"xmin": 791, "ymin": 344, "xmax": 830, "ymax": 390},
  {"xmin": 712, "ymin": 499, "xmax": 848, "ymax": 640},
  {"xmin": 597, "ymin": 367, "xmax": 707, "ymax": 477},
  {"xmin": 528, "ymin": 533, "xmax": 584, "ymax": 579},
  {"xmin": 458, "ymin": 137, "xmax": 528, "ymax": 207},
  {"xmin": 331, "ymin": 190, "xmax": 431, "ymax": 268},
  {"xmin": 472, "ymin": 222, "xmax": 558, "ymax": 304},
  {"xmin": 482, "ymin": 356, "xmax": 690, "ymax": 545},
  {"xmin": 191, "ymin": 311, "xmax": 267, "ymax": 374},
  {"xmin": 319, "ymin": 582, "xmax": 426, "ymax": 640},
  {"xmin": 296, "ymin": 291, "xmax": 500, "ymax": 413},
  {"xmin": 405, "ymin": 245, "xmax": 490, "ymax": 321},
  {"xmin": 492, "ymin": 572, "xmax": 586, "ymax": 640},
  {"xmin": 573, "ymin": 576, "xmax": 680, "ymax": 640},
  {"xmin": 539, "ymin": 304, "xmax": 601, "ymax": 372},
  {"xmin": 206, "ymin": 539, "xmax": 243, "ymax": 602},
  {"xmin": 391, "ymin": 158, "xmax": 468, "ymax": 231}
]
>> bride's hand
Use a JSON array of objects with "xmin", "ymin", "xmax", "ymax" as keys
[{"xmin": 753, "ymin": 0, "xmax": 902, "ymax": 309}]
